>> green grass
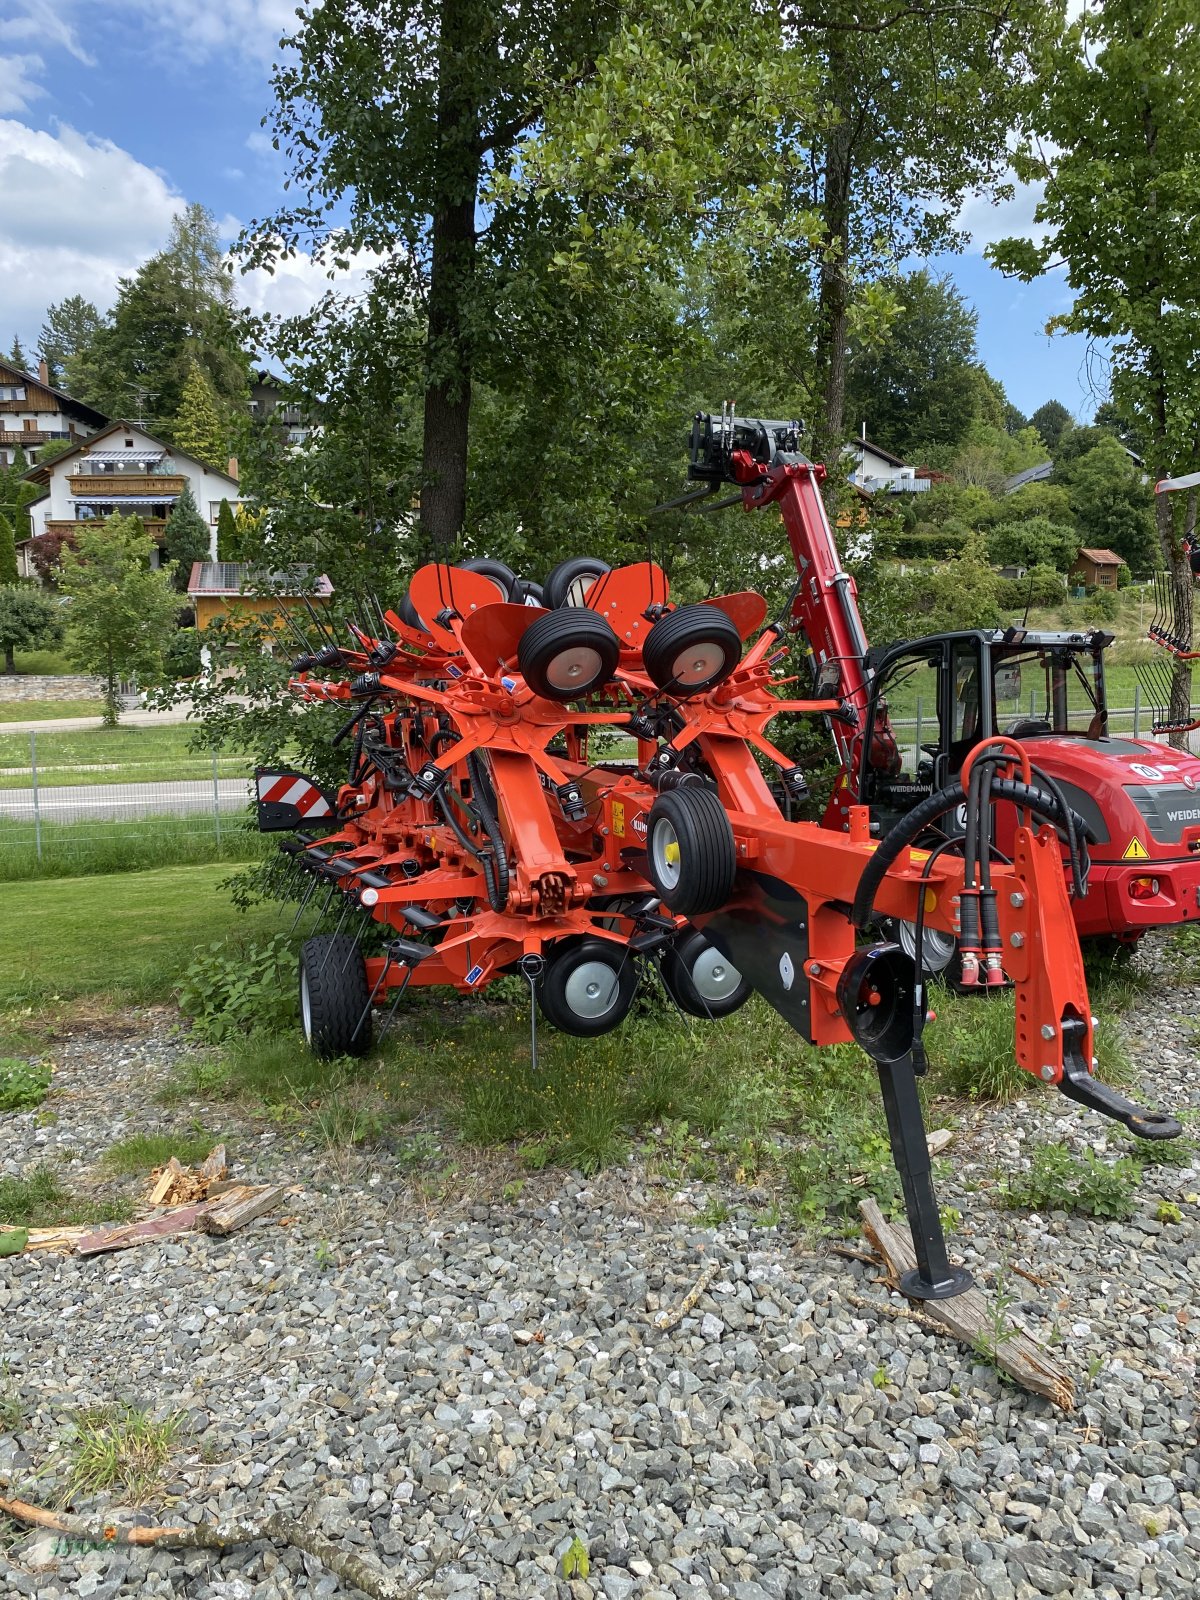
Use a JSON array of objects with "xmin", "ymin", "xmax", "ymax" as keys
[
  {"xmin": 0, "ymin": 698, "xmax": 106, "ymax": 723},
  {"xmin": 0, "ymin": 815, "xmax": 264, "ymax": 882},
  {"xmin": 100, "ymin": 1130, "xmax": 223, "ymax": 1173},
  {"xmin": 0, "ymin": 863, "xmax": 285, "ymax": 1010},
  {"xmin": 63, "ymin": 1403, "xmax": 183, "ymax": 1505},
  {"xmin": 0, "ymin": 1165, "xmax": 132, "ymax": 1228},
  {"xmin": 0, "ymin": 723, "xmax": 246, "ymax": 788},
  {"xmin": 9, "ymin": 650, "xmax": 74, "ymax": 675}
]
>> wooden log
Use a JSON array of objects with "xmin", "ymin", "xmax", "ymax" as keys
[
  {"xmin": 75, "ymin": 1205, "xmax": 209, "ymax": 1257},
  {"xmin": 201, "ymin": 1185, "xmax": 287, "ymax": 1236},
  {"xmin": 858, "ymin": 1198, "xmax": 1074, "ymax": 1410}
]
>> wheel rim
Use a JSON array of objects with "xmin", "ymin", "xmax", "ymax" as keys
[
  {"xmin": 546, "ymin": 644, "xmax": 604, "ymax": 692},
  {"xmin": 690, "ymin": 943, "xmax": 742, "ymax": 1002},
  {"xmin": 300, "ymin": 967, "xmax": 313, "ymax": 1042},
  {"xmin": 895, "ymin": 919, "xmax": 957, "ymax": 974},
  {"xmin": 563, "ymin": 958, "xmax": 622, "ymax": 1019},
  {"xmin": 564, "ymin": 574, "xmax": 599, "ymax": 606},
  {"xmin": 671, "ymin": 640, "xmax": 726, "ymax": 686},
  {"xmin": 651, "ymin": 818, "xmax": 682, "ymax": 891}
]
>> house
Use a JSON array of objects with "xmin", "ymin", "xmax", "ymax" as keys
[
  {"xmin": 188, "ymin": 562, "xmax": 333, "ymax": 634},
  {"xmin": 1070, "ymin": 547, "xmax": 1126, "ymax": 590},
  {"xmin": 17, "ymin": 420, "xmax": 241, "ymax": 580},
  {"xmin": 0, "ymin": 358, "xmax": 107, "ymax": 468},
  {"xmin": 843, "ymin": 433, "xmax": 931, "ymax": 496},
  {"xmin": 250, "ymin": 369, "xmax": 315, "ymax": 449}
]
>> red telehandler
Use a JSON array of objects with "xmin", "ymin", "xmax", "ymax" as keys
[{"xmin": 679, "ymin": 410, "xmax": 1200, "ymax": 976}]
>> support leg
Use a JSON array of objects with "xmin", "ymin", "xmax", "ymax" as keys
[{"xmin": 874, "ymin": 1053, "xmax": 973, "ymax": 1300}]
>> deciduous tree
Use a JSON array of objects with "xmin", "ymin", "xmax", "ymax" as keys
[{"xmin": 0, "ymin": 586, "xmax": 63, "ymax": 674}]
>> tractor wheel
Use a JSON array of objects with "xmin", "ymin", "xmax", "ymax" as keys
[
  {"xmin": 543, "ymin": 556, "xmax": 611, "ymax": 609},
  {"xmin": 537, "ymin": 939, "xmax": 638, "ymax": 1036},
  {"xmin": 646, "ymin": 786, "xmax": 737, "ymax": 918},
  {"xmin": 460, "ymin": 558, "xmax": 519, "ymax": 602},
  {"xmin": 642, "ymin": 605, "xmax": 742, "ymax": 695},
  {"xmin": 517, "ymin": 578, "xmax": 545, "ymax": 607},
  {"xmin": 397, "ymin": 590, "xmax": 426, "ymax": 633},
  {"xmin": 660, "ymin": 928, "xmax": 751, "ymax": 1018},
  {"xmin": 518, "ymin": 608, "xmax": 621, "ymax": 701},
  {"xmin": 298, "ymin": 935, "xmax": 373, "ymax": 1060}
]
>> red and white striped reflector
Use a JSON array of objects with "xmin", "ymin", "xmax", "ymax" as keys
[{"xmin": 256, "ymin": 773, "xmax": 332, "ymax": 818}]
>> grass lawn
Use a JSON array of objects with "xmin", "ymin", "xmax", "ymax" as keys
[
  {"xmin": 0, "ymin": 862, "xmax": 284, "ymax": 1010},
  {"xmin": 0, "ymin": 723, "xmax": 246, "ymax": 787},
  {"xmin": 0, "ymin": 815, "xmax": 264, "ymax": 882},
  {"xmin": 0, "ymin": 699, "xmax": 106, "ymax": 723}
]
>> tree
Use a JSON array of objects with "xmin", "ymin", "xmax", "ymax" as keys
[
  {"xmin": 59, "ymin": 517, "xmax": 180, "ymax": 724},
  {"xmin": 1063, "ymin": 438, "xmax": 1158, "ymax": 576},
  {"xmin": 988, "ymin": 516, "xmax": 1078, "ymax": 573},
  {"xmin": 216, "ymin": 499, "xmax": 239, "ymax": 561},
  {"xmin": 928, "ymin": 528, "xmax": 1001, "ymax": 630},
  {"xmin": 0, "ymin": 514, "xmax": 17, "ymax": 586},
  {"xmin": 30, "ymin": 526, "xmax": 78, "ymax": 589},
  {"xmin": 845, "ymin": 271, "xmax": 984, "ymax": 459},
  {"xmin": 162, "ymin": 485, "xmax": 212, "ymax": 592},
  {"xmin": 989, "ymin": 0, "xmax": 1200, "ymax": 735},
  {"xmin": 72, "ymin": 206, "xmax": 248, "ymax": 433},
  {"xmin": 0, "ymin": 587, "xmax": 63, "ymax": 674},
  {"xmin": 7, "ymin": 337, "xmax": 28, "ymax": 371},
  {"xmin": 1029, "ymin": 400, "xmax": 1073, "ymax": 453},
  {"xmin": 33, "ymin": 437, "xmax": 76, "ymax": 467},
  {"xmin": 173, "ymin": 360, "xmax": 227, "ymax": 471},
  {"xmin": 36, "ymin": 296, "xmax": 103, "ymax": 390}
]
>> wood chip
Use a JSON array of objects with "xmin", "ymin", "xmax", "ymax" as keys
[
  {"xmin": 859, "ymin": 1198, "xmax": 1074, "ymax": 1410},
  {"xmin": 148, "ymin": 1157, "xmax": 185, "ymax": 1207}
]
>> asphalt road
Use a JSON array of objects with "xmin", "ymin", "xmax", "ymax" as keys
[{"xmin": 0, "ymin": 778, "xmax": 253, "ymax": 822}]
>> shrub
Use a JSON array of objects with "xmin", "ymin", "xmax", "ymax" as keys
[
  {"xmin": 177, "ymin": 932, "xmax": 298, "ymax": 1043},
  {"xmin": 1001, "ymin": 1142, "xmax": 1138, "ymax": 1219},
  {"xmin": 0, "ymin": 1057, "xmax": 51, "ymax": 1112}
]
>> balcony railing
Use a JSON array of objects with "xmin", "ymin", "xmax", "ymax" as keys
[
  {"xmin": 1, "ymin": 429, "xmax": 73, "ymax": 445},
  {"xmin": 68, "ymin": 474, "xmax": 186, "ymax": 498},
  {"xmin": 46, "ymin": 518, "xmax": 168, "ymax": 540}
]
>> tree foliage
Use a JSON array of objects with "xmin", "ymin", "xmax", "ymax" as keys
[
  {"xmin": 1029, "ymin": 399, "xmax": 1073, "ymax": 453},
  {"xmin": 0, "ymin": 586, "xmax": 63, "ymax": 674},
  {"xmin": 59, "ymin": 517, "xmax": 180, "ymax": 723},
  {"xmin": 162, "ymin": 484, "xmax": 212, "ymax": 592},
  {"xmin": 987, "ymin": 515, "xmax": 1078, "ymax": 573},
  {"xmin": 1062, "ymin": 438, "xmax": 1157, "ymax": 576},
  {"xmin": 0, "ymin": 513, "xmax": 17, "ymax": 586},
  {"xmin": 36, "ymin": 296, "xmax": 103, "ymax": 391},
  {"xmin": 173, "ymin": 359, "xmax": 228, "ymax": 471},
  {"xmin": 216, "ymin": 499, "xmax": 239, "ymax": 562}
]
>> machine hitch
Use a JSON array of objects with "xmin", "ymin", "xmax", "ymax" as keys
[{"xmin": 1058, "ymin": 1021, "xmax": 1182, "ymax": 1139}]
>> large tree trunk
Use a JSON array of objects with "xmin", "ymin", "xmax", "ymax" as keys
[
  {"xmin": 419, "ymin": 0, "xmax": 482, "ymax": 554},
  {"xmin": 811, "ymin": 43, "xmax": 854, "ymax": 513}
]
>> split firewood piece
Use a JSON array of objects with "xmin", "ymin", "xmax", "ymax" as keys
[
  {"xmin": 201, "ymin": 1184, "xmax": 288, "ymax": 1236},
  {"xmin": 0, "ymin": 1494, "xmax": 405, "ymax": 1600},
  {"xmin": 148, "ymin": 1158, "xmax": 185, "ymax": 1207},
  {"xmin": 197, "ymin": 1144, "xmax": 228, "ymax": 1189},
  {"xmin": 858, "ymin": 1198, "xmax": 1074, "ymax": 1410},
  {"xmin": 926, "ymin": 1129, "xmax": 954, "ymax": 1156},
  {"xmin": 75, "ymin": 1204, "xmax": 210, "ymax": 1258}
]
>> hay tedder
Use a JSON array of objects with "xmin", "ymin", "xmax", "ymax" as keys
[{"xmin": 257, "ymin": 427, "xmax": 1182, "ymax": 1300}]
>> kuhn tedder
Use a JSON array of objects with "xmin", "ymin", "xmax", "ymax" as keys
[{"xmin": 257, "ymin": 425, "xmax": 1182, "ymax": 1300}]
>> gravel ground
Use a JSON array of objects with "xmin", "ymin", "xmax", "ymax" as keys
[{"xmin": 1, "ymin": 976, "xmax": 1197, "ymax": 1600}]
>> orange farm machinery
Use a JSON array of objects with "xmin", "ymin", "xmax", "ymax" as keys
[{"xmin": 258, "ymin": 542, "xmax": 1181, "ymax": 1301}]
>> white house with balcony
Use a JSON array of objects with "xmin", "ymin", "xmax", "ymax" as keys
[
  {"xmin": 843, "ymin": 432, "xmax": 931, "ymax": 495},
  {"xmin": 0, "ymin": 357, "xmax": 107, "ymax": 468},
  {"xmin": 18, "ymin": 419, "xmax": 242, "ymax": 579}
]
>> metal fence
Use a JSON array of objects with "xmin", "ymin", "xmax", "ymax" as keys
[{"xmin": 0, "ymin": 731, "xmax": 253, "ymax": 864}]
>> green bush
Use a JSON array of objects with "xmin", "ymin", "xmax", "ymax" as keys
[
  {"xmin": 0, "ymin": 1057, "xmax": 51, "ymax": 1112},
  {"xmin": 177, "ymin": 932, "xmax": 298, "ymax": 1043},
  {"xmin": 1081, "ymin": 587, "xmax": 1120, "ymax": 621},
  {"xmin": 163, "ymin": 628, "xmax": 203, "ymax": 682},
  {"xmin": 1001, "ymin": 1142, "xmax": 1138, "ymax": 1219},
  {"xmin": 996, "ymin": 564, "xmax": 1067, "ymax": 610}
]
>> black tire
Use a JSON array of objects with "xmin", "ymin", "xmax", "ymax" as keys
[
  {"xmin": 642, "ymin": 605, "xmax": 742, "ymax": 695},
  {"xmin": 299, "ymin": 934, "xmax": 373, "ymax": 1060},
  {"xmin": 543, "ymin": 556, "xmax": 611, "ymax": 609},
  {"xmin": 397, "ymin": 590, "xmax": 426, "ymax": 633},
  {"xmin": 460, "ymin": 557, "xmax": 519, "ymax": 602},
  {"xmin": 517, "ymin": 579, "xmax": 545, "ymax": 607},
  {"xmin": 660, "ymin": 928, "xmax": 751, "ymax": 1018},
  {"xmin": 646, "ymin": 786, "xmax": 737, "ymax": 917},
  {"xmin": 537, "ymin": 939, "xmax": 638, "ymax": 1036},
  {"xmin": 518, "ymin": 608, "xmax": 621, "ymax": 700}
]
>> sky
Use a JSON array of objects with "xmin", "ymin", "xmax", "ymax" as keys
[{"xmin": 0, "ymin": 0, "xmax": 1103, "ymax": 424}]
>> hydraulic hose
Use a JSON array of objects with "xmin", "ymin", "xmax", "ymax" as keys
[
  {"xmin": 851, "ymin": 777, "xmax": 1093, "ymax": 932},
  {"xmin": 466, "ymin": 750, "xmax": 510, "ymax": 912}
]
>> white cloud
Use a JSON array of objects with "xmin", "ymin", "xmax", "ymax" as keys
[
  {"xmin": 958, "ymin": 174, "xmax": 1049, "ymax": 254},
  {"xmin": 0, "ymin": 2, "xmax": 94, "ymax": 66},
  {"xmin": 238, "ymin": 247, "xmax": 388, "ymax": 321},
  {"xmin": 125, "ymin": 0, "xmax": 299, "ymax": 65},
  {"xmin": 0, "ymin": 54, "xmax": 45, "ymax": 113}
]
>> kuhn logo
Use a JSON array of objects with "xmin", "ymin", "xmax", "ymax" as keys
[{"xmin": 632, "ymin": 814, "xmax": 648, "ymax": 838}]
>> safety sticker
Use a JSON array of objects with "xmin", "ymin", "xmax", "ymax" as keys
[
  {"xmin": 1122, "ymin": 837, "xmax": 1151, "ymax": 861},
  {"xmin": 465, "ymin": 964, "xmax": 485, "ymax": 985},
  {"xmin": 612, "ymin": 801, "xmax": 626, "ymax": 837}
]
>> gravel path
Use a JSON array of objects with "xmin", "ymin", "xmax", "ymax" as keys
[{"xmin": 1, "ymin": 977, "xmax": 1197, "ymax": 1600}]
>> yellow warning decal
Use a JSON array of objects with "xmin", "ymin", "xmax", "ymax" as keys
[
  {"xmin": 612, "ymin": 801, "xmax": 626, "ymax": 837},
  {"xmin": 1122, "ymin": 836, "xmax": 1150, "ymax": 861}
]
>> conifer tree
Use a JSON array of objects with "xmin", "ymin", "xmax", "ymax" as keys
[
  {"xmin": 162, "ymin": 484, "xmax": 212, "ymax": 592},
  {"xmin": 216, "ymin": 498, "xmax": 239, "ymax": 561},
  {"xmin": 173, "ymin": 360, "xmax": 227, "ymax": 471}
]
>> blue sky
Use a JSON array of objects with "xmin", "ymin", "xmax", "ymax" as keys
[{"xmin": 1, "ymin": 1, "xmax": 1102, "ymax": 423}]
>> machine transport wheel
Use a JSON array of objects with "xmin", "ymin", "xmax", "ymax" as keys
[
  {"xmin": 299, "ymin": 935, "xmax": 373, "ymax": 1060},
  {"xmin": 517, "ymin": 579, "xmax": 545, "ymax": 607},
  {"xmin": 643, "ymin": 604, "xmax": 743, "ymax": 695},
  {"xmin": 543, "ymin": 556, "xmax": 611, "ymax": 608},
  {"xmin": 460, "ymin": 557, "xmax": 519, "ymax": 601},
  {"xmin": 537, "ymin": 939, "xmax": 638, "ymax": 1036},
  {"xmin": 397, "ymin": 590, "xmax": 426, "ymax": 632},
  {"xmin": 893, "ymin": 917, "xmax": 958, "ymax": 977},
  {"xmin": 646, "ymin": 786, "xmax": 738, "ymax": 917},
  {"xmin": 660, "ymin": 928, "xmax": 751, "ymax": 1018},
  {"xmin": 518, "ymin": 608, "xmax": 621, "ymax": 700}
]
